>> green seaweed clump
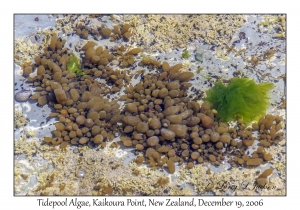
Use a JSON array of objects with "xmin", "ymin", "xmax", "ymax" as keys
[
  {"xmin": 67, "ymin": 54, "xmax": 86, "ymax": 76},
  {"xmin": 182, "ymin": 50, "xmax": 190, "ymax": 59},
  {"xmin": 206, "ymin": 77, "xmax": 274, "ymax": 123}
]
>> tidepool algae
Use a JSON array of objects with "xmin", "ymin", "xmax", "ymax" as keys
[{"xmin": 14, "ymin": 14, "xmax": 286, "ymax": 196}]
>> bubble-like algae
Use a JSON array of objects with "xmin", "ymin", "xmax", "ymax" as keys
[{"xmin": 206, "ymin": 77, "xmax": 274, "ymax": 123}]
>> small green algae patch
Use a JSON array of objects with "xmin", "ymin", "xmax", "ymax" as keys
[
  {"xmin": 195, "ymin": 53, "xmax": 203, "ymax": 62},
  {"xmin": 67, "ymin": 54, "xmax": 86, "ymax": 76},
  {"xmin": 206, "ymin": 78, "xmax": 274, "ymax": 123},
  {"xmin": 182, "ymin": 50, "xmax": 191, "ymax": 59}
]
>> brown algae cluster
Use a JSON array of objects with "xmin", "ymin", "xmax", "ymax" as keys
[
  {"xmin": 119, "ymin": 71, "xmax": 284, "ymax": 175},
  {"xmin": 23, "ymin": 30, "xmax": 284, "ymax": 174},
  {"xmin": 227, "ymin": 114, "xmax": 284, "ymax": 168},
  {"xmin": 26, "ymin": 35, "xmax": 144, "ymax": 149},
  {"xmin": 74, "ymin": 21, "xmax": 133, "ymax": 41}
]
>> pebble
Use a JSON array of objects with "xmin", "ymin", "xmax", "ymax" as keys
[{"xmin": 14, "ymin": 89, "xmax": 32, "ymax": 102}]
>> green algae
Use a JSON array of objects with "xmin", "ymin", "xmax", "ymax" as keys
[
  {"xmin": 67, "ymin": 54, "xmax": 86, "ymax": 76},
  {"xmin": 182, "ymin": 50, "xmax": 191, "ymax": 59},
  {"xmin": 206, "ymin": 77, "xmax": 274, "ymax": 123},
  {"xmin": 195, "ymin": 53, "xmax": 203, "ymax": 62}
]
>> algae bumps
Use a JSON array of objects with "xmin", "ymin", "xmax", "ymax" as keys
[{"xmin": 206, "ymin": 78, "xmax": 274, "ymax": 123}]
